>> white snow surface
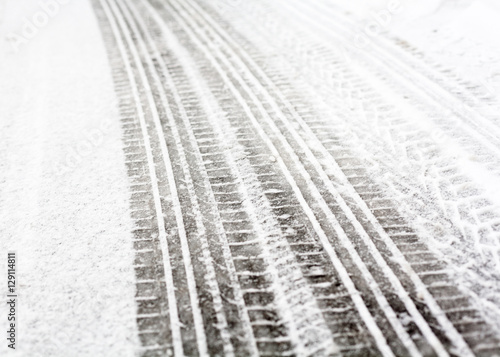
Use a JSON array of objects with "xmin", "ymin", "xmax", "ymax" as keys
[
  {"xmin": 0, "ymin": 0, "xmax": 139, "ymax": 356},
  {"xmin": 337, "ymin": 0, "xmax": 500, "ymax": 322}
]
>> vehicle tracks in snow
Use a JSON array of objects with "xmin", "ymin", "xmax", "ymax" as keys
[{"xmin": 91, "ymin": 0, "xmax": 500, "ymax": 355}]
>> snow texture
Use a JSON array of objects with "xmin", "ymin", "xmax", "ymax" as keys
[
  {"xmin": 1, "ymin": 0, "xmax": 500, "ymax": 355},
  {"xmin": 0, "ymin": 0, "xmax": 139, "ymax": 356}
]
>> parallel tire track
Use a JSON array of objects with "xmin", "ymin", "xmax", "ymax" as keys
[
  {"xmin": 91, "ymin": 0, "xmax": 500, "ymax": 356},
  {"xmin": 219, "ymin": 0, "xmax": 500, "ymax": 342},
  {"xmin": 182, "ymin": 0, "xmax": 500, "ymax": 354},
  {"xmin": 262, "ymin": 0, "xmax": 500, "ymax": 297}
]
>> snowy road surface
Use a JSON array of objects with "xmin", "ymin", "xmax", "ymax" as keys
[{"xmin": 2, "ymin": 0, "xmax": 500, "ymax": 356}]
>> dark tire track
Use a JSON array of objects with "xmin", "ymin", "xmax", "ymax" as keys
[{"xmin": 91, "ymin": 0, "xmax": 500, "ymax": 356}]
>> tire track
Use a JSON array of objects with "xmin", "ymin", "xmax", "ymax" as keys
[
  {"xmin": 118, "ymin": 0, "xmax": 266, "ymax": 354},
  {"xmin": 94, "ymin": 1, "xmax": 183, "ymax": 355},
  {"xmin": 136, "ymin": 1, "xmax": 378, "ymax": 354},
  {"xmin": 93, "ymin": 16, "xmax": 175, "ymax": 357},
  {"xmin": 217, "ymin": 0, "xmax": 495, "ymax": 345},
  {"xmin": 274, "ymin": 0, "xmax": 500, "ymax": 287},
  {"xmin": 91, "ymin": 0, "xmax": 500, "ymax": 356},
  {"xmin": 144, "ymin": 0, "xmax": 447, "ymax": 355},
  {"xmin": 167, "ymin": 1, "xmax": 490, "ymax": 356},
  {"xmin": 314, "ymin": 0, "xmax": 500, "ymax": 145},
  {"xmin": 289, "ymin": 0, "xmax": 500, "ymax": 164},
  {"xmin": 113, "ymin": 0, "xmax": 341, "ymax": 355},
  {"xmin": 175, "ymin": 2, "xmax": 479, "ymax": 356},
  {"xmin": 115, "ymin": 1, "xmax": 240, "ymax": 355},
  {"xmin": 103, "ymin": 1, "xmax": 214, "ymax": 354},
  {"xmin": 136, "ymin": 2, "xmax": 339, "ymax": 354}
]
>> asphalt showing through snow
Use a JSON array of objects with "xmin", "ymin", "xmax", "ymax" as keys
[{"xmin": 91, "ymin": 0, "xmax": 500, "ymax": 355}]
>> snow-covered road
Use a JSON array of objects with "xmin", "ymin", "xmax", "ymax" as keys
[{"xmin": 2, "ymin": 0, "xmax": 500, "ymax": 356}]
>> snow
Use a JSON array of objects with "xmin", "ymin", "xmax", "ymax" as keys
[
  {"xmin": 1, "ymin": 0, "xmax": 500, "ymax": 354},
  {"xmin": 333, "ymin": 0, "xmax": 500, "ymax": 330},
  {"xmin": 0, "ymin": 0, "xmax": 138, "ymax": 356},
  {"xmin": 391, "ymin": 0, "xmax": 500, "ymax": 96},
  {"xmin": 223, "ymin": 0, "xmax": 500, "ymax": 333}
]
